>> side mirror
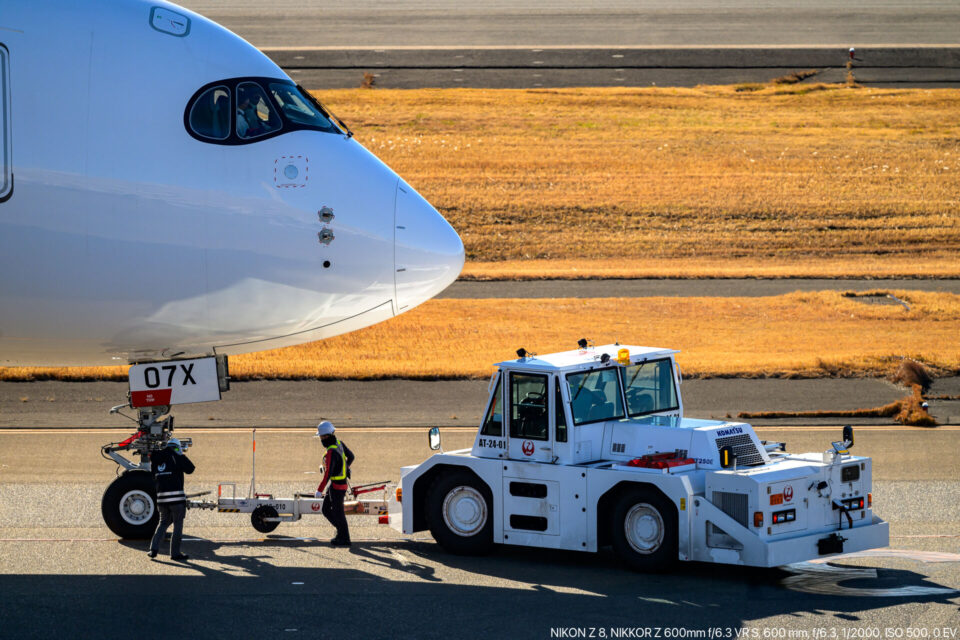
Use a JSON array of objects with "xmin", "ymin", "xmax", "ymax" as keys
[
  {"xmin": 842, "ymin": 425, "xmax": 854, "ymax": 448},
  {"xmin": 428, "ymin": 427, "xmax": 442, "ymax": 451},
  {"xmin": 719, "ymin": 445, "xmax": 736, "ymax": 469}
]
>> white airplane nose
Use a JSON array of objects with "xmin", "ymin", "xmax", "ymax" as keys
[{"xmin": 394, "ymin": 181, "xmax": 465, "ymax": 313}]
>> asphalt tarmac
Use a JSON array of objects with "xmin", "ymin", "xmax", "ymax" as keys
[
  {"xmin": 437, "ymin": 279, "xmax": 960, "ymax": 299},
  {"xmin": 178, "ymin": 1, "xmax": 960, "ymax": 48},
  {"xmin": 174, "ymin": 1, "xmax": 960, "ymax": 88},
  {"xmin": 272, "ymin": 46, "xmax": 960, "ymax": 89},
  {"xmin": 2, "ymin": 376, "xmax": 957, "ymax": 429},
  {"xmin": 0, "ymin": 428, "xmax": 957, "ymax": 639}
]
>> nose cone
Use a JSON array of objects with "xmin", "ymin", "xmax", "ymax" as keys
[{"xmin": 394, "ymin": 181, "xmax": 465, "ymax": 313}]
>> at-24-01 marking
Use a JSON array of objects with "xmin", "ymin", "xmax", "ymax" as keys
[{"xmin": 478, "ymin": 438, "xmax": 506, "ymax": 449}]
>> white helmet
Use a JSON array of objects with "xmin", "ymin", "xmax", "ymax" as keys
[
  {"xmin": 166, "ymin": 437, "xmax": 182, "ymax": 453},
  {"xmin": 315, "ymin": 421, "xmax": 335, "ymax": 437}
]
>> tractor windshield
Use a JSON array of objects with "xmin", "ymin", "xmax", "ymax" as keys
[
  {"xmin": 566, "ymin": 368, "xmax": 624, "ymax": 426},
  {"xmin": 623, "ymin": 358, "xmax": 679, "ymax": 417}
]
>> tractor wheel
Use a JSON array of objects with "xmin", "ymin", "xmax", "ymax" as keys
[
  {"xmin": 101, "ymin": 471, "xmax": 158, "ymax": 539},
  {"xmin": 610, "ymin": 487, "xmax": 678, "ymax": 572},
  {"xmin": 251, "ymin": 505, "xmax": 280, "ymax": 533},
  {"xmin": 426, "ymin": 470, "xmax": 493, "ymax": 555}
]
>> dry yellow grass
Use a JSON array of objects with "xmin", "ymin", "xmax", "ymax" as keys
[
  {"xmin": 6, "ymin": 291, "xmax": 958, "ymax": 381},
  {"xmin": 315, "ymin": 84, "xmax": 960, "ymax": 278}
]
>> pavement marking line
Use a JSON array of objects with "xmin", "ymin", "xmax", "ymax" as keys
[
  {"xmin": 4, "ymin": 426, "xmax": 957, "ymax": 435},
  {"xmin": 810, "ymin": 548, "xmax": 960, "ymax": 563},
  {"xmin": 782, "ymin": 561, "xmax": 959, "ymax": 597},
  {"xmin": 0, "ymin": 427, "xmax": 479, "ymax": 434},
  {"xmin": 258, "ymin": 44, "xmax": 960, "ymax": 52},
  {"xmin": 0, "ymin": 536, "xmax": 433, "ymax": 543}
]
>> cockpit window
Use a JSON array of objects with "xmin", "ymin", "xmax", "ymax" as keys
[
  {"xmin": 188, "ymin": 85, "xmax": 230, "ymax": 140},
  {"xmin": 269, "ymin": 83, "xmax": 337, "ymax": 131},
  {"xmin": 624, "ymin": 359, "xmax": 679, "ymax": 417},
  {"xmin": 185, "ymin": 77, "xmax": 343, "ymax": 145},
  {"xmin": 566, "ymin": 368, "xmax": 624, "ymax": 426},
  {"xmin": 236, "ymin": 82, "xmax": 281, "ymax": 139}
]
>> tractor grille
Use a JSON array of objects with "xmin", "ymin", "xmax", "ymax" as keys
[
  {"xmin": 712, "ymin": 491, "xmax": 749, "ymax": 528},
  {"xmin": 715, "ymin": 433, "xmax": 764, "ymax": 466}
]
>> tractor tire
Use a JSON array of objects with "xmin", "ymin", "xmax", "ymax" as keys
[
  {"xmin": 251, "ymin": 505, "xmax": 280, "ymax": 534},
  {"xmin": 426, "ymin": 470, "xmax": 494, "ymax": 555},
  {"xmin": 101, "ymin": 471, "xmax": 159, "ymax": 539},
  {"xmin": 610, "ymin": 487, "xmax": 678, "ymax": 572}
]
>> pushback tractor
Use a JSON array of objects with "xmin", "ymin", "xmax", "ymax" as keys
[{"xmin": 394, "ymin": 342, "xmax": 889, "ymax": 570}]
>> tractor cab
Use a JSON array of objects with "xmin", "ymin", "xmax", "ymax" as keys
[{"xmin": 471, "ymin": 343, "xmax": 683, "ymax": 465}]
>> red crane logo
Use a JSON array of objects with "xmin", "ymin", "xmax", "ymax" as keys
[{"xmin": 521, "ymin": 440, "xmax": 535, "ymax": 456}]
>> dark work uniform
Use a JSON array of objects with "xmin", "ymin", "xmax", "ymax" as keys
[
  {"xmin": 149, "ymin": 446, "xmax": 195, "ymax": 557},
  {"xmin": 317, "ymin": 438, "xmax": 355, "ymax": 543}
]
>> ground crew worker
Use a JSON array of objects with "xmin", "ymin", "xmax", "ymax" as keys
[
  {"xmin": 314, "ymin": 421, "xmax": 355, "ymax": 546},
  {"xmin": 148, "ymin": 437, "xmax": 195, "ymax": 561}
]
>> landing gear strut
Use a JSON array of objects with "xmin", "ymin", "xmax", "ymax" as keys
[{"xmin": 99, "ymin": 355, "xmax": 228, "ymax": 538}]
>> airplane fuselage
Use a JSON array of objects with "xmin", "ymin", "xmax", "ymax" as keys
[{"xmin": 0, "ymin": 0, "xmax": 463, "ymax": 366}]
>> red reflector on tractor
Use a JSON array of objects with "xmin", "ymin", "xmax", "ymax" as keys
[
  {"xmin": 626, "ymin": 451, "xmax": 695, "ymax": 469},
  {"xmin": 868, "ymin": 493, "xmax": 872, "ymax": 507},
  {"xmin": 754, "ymin": 512, "xmax": 763, "ymax": 527}
]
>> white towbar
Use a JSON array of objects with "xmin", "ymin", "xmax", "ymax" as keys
[{"xmin": 204, "ymin": 481, "xmax": 392, "ymax": 534}]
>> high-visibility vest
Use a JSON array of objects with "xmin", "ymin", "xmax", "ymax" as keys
[{"xmin": 327, "ymin": 439, "xmax": 347, "ymax": 482}]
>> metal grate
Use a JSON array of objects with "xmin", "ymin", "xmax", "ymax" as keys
[
  {"xmin": 715, "ymin": 433, "xmax": 764, "ymax": 466},
  {"xmin": 712, "ymin": 491, "xmax": 749, "ymax": 528}
]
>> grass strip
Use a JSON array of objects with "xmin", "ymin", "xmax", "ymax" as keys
[
  {"xmin": 3, "ymin": 291, "xmax": 958, "ymax": 382},
  {"xmin": 314, "ymin": 84, "xmax": 960, "ymax": 279}
]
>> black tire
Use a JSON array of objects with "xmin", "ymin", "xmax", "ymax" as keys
[
  {"xmin": 101, "ymin": 471, "xmax": 159, "ymax": 539},
  {"xmin": 426, "ymin": 470, "xmax": 494, "ymax": 555},
  {"xmin": 251, "ymin": 505, "xmax": 280, "ymax": 533},
  {"xmin": 610, "ymin": 487, "xmax": 678, "ymax": 572}
]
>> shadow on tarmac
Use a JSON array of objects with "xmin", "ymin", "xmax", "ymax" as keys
[{"xmin": 2, "ymin": 537, "xmax": 956, "ymax": 640}]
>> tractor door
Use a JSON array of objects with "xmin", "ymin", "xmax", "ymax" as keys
[{"xmin": 506, "ymin": 370, "xmax": 552, "ymax": 463}]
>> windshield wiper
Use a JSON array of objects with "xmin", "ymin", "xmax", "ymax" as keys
[
  {"xmin": 627, "ymin": 362, "xmax": 648, "ymax": 387},
  {"xmin": 297, "ymin": 84, "xmax": 354, "ymax": 138}
]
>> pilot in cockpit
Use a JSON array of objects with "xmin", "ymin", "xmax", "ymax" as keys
[{"xmin": 236, "ymin": 91, "xmax": 260, "ymax": 138}]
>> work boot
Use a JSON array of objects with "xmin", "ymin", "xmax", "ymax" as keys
[
  {"xmin": 170, "ymin": 554, "xmax": 190, "ymax": 561},
  {"xmin": 330, "ymin": 537, "xmax": 351, "ymax": 547},
  {"xmin": 147, "ymin": 550, "xmax": 157, "ymax": 559}
]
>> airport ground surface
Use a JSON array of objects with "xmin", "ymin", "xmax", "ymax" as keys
[
  {"xmin": 175, "ymin": 1, "xmax": 960, "ymax": 88},
  {"xmin": 437, "ymin": 279, "xmax": 960, "ymax": 300},
  {"xmin": 1, "ymin": 376, "xmax": 958, "ymax": 429},
  {"xmin": 180, "ymin": 1, "xmax": 960, "ymax": 48},
  {"xmin": 0, "ymin": 428, "xmax": 957, "ymax": 639}
]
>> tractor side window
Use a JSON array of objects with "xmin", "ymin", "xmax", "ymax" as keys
[
  {"xmin": 236, "ymin": 82, "xmax": 281, "ymax": 139},
  {"xmin": 554, "ymin": 377, "xmax": 567, "ymax": 443},
  {"xmin": 188, "ymin": 85, "xmax": 231, "ymax": 141},
  {"xmin": 624, "ymin": 359, "xmax": 679, "ymax": 417},
  {"xmin": 566, "ymin": 368, "xmax": 625, "ymax": 426},
  {"xmin": 510, "ymin": 372, "xmax": 548, "ymax": 441},
  {"xmin": 480, "ymin": 375, "xmax": 503, "ymax": 437}
]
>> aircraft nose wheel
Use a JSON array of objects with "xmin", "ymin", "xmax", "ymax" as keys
[{"xmin": 101, "ymin": 471, "xmax": 159, "ymax": 539}]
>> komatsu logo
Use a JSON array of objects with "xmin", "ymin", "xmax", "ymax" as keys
[{"xmin": 716, "ymin": 426, "xmax": 744, "ymax": 437}]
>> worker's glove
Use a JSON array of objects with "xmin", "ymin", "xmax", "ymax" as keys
[{"xmin": 314, "ymin": 491, "xmax": 323, "ymax": 499}]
